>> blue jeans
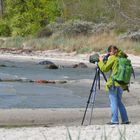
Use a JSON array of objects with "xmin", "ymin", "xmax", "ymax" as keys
[{"xmin": 108, "ymin": 86, "xmax": 129, "ymax": 123}]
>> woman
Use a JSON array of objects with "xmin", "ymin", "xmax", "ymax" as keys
[{"xmin": 98, "ymin": 45, "xmax": 130, "ymax": 125}]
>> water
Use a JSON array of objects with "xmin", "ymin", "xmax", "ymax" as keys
[{"xmin": 0, "ymin": 60, "xmax": 111, "ymax": 108}]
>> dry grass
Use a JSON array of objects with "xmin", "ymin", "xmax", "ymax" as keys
[{"xmin": 1, "ymin": 32, "xmax": 140, "ymax": 55}]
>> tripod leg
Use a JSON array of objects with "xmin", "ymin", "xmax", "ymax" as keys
[
  {"xmin": 81, "ymin": 68, "xmax": 98, "ymax": 125},
  {"xmin": 81, "ymin": 102, "xmax": 89, "ymax": 125},
  {"xmin": 82, "ymin": 65, "xmax": 107, "ymax": 125},
  {"xmin": 89, "ymin": 76, "xmax": 98, "ymax": 125},
  {"xmin": 81, "ymin": 87, "xmax": 95, "ymax": 125},
  {"xmin": 98, "ymin": 68, "xmax": 100, "ymax": 89},
  {"xmin": 89, "ymin": 103, "xmax": 94, "ymax": 125}
]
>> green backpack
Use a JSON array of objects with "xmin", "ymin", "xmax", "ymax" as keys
[{"xmin": 113, "ymin": 57, "xmax": 134, "ymax": 85}]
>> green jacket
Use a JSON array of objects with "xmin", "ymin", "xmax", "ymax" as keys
[{"xmin": 98, "ymin": 50, "xmax": 128, "ymax": 91}]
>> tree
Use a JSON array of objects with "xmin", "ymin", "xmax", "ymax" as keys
[
  {"xmin": 0, "ymin": 0, "xmax": 3, "ymax": 17},
  {"xmin": 3, "ymin": 0, "xmax": 61, "ymax": 36}
]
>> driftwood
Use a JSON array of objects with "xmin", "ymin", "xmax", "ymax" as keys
[{"xmin": 0, "ymin": 79, "xmax": 67, "ymax": 84}]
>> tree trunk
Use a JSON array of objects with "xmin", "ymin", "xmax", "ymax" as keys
[{"xmin": 0, "ymin": 0, "xmax": 3, "ymax": 17}]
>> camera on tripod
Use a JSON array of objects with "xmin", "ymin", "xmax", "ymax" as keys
[
  {"xmin": 89, "ymin": 53, "xmax": 110, "ymax": 64},
  {"xmin": 82, "ymin": 53, "xmax": 108, "ymax": 125}
]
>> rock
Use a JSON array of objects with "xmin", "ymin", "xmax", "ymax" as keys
[
  {"xmin": 39, "ymin": 60, "xmax": 58, "ymax": 69},
  {"xmin": 38, "ymin": 60, "xmax": 54, "ymax": 65},
  {"xmin": 45, "ymin": 64, "xmax": 58, "ymax": 69},
  {"xmin": 73, "ymin": 62, "xmax": 88, "ymax": 68},
  {"xmin": 0, "ymin": 64, "xmax": 7, "ymax": 67}
]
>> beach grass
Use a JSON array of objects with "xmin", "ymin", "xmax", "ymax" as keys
[
  {"xmin": 65, "ymin": 126, "xmax": 129, "ymax": 140},
  {"xmin": 1, "ymin": 32, "xmax": 140, "ymax": 55}
]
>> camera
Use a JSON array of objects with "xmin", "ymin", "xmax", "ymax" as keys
[
  {"xmin": 89, "ymin": 53, "xmax": 110, "ymax": 64},
  {"xmin": 89, "ymin": 53, "xmax": 99, "ymax": 64}
]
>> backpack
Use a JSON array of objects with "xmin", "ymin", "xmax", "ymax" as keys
[{"xmin": 112, "ymin": 57, "xmax": 134, "ymax": 85}]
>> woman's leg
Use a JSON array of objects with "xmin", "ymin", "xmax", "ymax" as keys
[
  {"xmin": 108, "ymin": 86, "xmax": 119, "ymax": 123},
  {"xmin": 117, "ymin": 87, "xmax": 129, "ymax": 123}
]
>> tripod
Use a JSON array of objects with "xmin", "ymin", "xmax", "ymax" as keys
[{"xmin": 81, "ymin": 64, "xmax": 107, "ymax": 125}]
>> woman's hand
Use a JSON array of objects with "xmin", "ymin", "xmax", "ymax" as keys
[{"xmin": 99, "ymin": 56, "xmax": 103, "ymax": 61}]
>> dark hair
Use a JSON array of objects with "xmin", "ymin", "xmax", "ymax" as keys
[{"xmin": 107, "ymin": 45, "xmax": 118, "ymax": 52}]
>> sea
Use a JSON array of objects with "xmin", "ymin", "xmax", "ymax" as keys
[{"xmin": 0, "ymin": 59, "xmax": 131, "ymax": 109}]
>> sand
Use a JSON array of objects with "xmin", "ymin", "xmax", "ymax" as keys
[
  {"xmin": 0, "ymin": 125, "xmax": 140, "ymax": 140},
  {"xmin": 0, "ymin": 106, "xmax": 139, "ymax": 139},
  {"xmin": 0, "ymin": 51, "xmax": 140, "ymax": 139}
]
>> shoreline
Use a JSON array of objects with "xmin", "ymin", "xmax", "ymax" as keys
[{"xmin": 0, "ymin": 51, "xmax": 140, "ymax": 67}]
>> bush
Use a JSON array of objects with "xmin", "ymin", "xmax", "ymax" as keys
[
  {"xmin": 47, "ymin": 20, "xmax": 116, "ymax": 37},
  {"xmin": 0, "ymin": 20, "xmax": 11, "ymax": 36},
  {"xmin": 37, "ymin": 27, "xmax": 53, "ymax": 38},
  {"xmin": 119, "ymin": 30, "xmax": 140, "ymax": 42},
  {"xmin": 47, "ymin": 20, "xmax": 94, "ymax": 36}
]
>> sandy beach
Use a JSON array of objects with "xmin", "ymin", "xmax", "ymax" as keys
[
  {"xmin": 0, "ymin": 50, "xmax": 140, "ymax": 139},
  {"xmin": 0, "ymin": 125, "xmax": 140, "ymax": 140}
]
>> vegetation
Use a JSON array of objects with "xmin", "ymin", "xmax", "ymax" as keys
[
  {"xmin": 0, "ymin": 0, "xmax": 140, "ymax": 37},
  {"xmin": 0, "ymin": 0, "xmax": 140, "ymax": 54},
  {"xmin": 1, "ymin": 32, "xmax": 140, "ymax": 55},
  {"xmin": 0, "ymin": 0, "xmax": 61, "ymax": 36}
]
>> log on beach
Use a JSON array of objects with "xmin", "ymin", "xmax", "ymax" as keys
[
  {"xmin": 35, "ymin": 80, "xmax": 67, "ymax": 84},
  {"xmin": 0, "ymin": 79, "xmax": 67, "ymax": 84}
]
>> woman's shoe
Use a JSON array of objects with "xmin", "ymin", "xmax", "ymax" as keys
[
  {"xmin": 121, "ymin": 121, "xmax": 131, "ymax": 124},
  {"xmin": 107, "ymin": 122, "xmax": 119, "ymax": 125}
]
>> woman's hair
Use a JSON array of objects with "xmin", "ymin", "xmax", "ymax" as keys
[{"xmin": 107, "ymin": 45, "xmax": 118, "ymax": 52}]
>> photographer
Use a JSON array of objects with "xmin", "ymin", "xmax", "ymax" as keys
[{"xmin": 98, "ymin": 45, "xmax": 130, "ymax": 125}]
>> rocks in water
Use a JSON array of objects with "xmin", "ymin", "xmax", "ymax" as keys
[
  {"xmin": 73, "ymin": 62, "xmax": 88, "ymax": 68},
  {"xmin": 45, "ymin": 64, "xmax": 58, "ymax": 69},
  {"xmin": 0, "ymin": 64, "xmax": 7, "ymax": 67},
  {"xmin": 38, "ymin": 60, "xmax": 54, "ymax": 65},
  {"xmin": 38, "ymin": 60, "xmax": 59, "ymax": 69},
  {"xmin": 38, "ymin": 60, "xmax": 88, "ymax": 69}
]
